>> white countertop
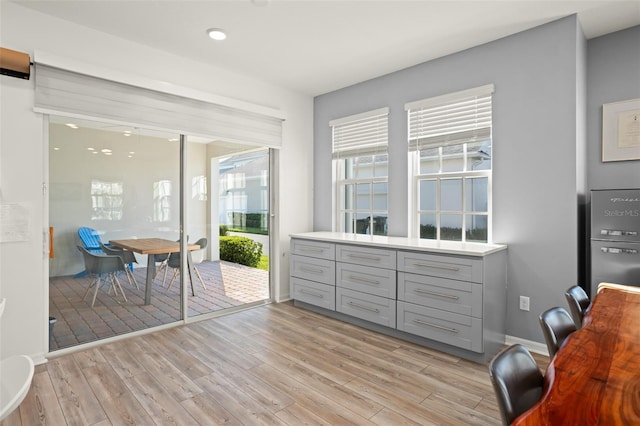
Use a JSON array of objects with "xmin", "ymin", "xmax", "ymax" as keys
[{"xmin": 290, "ymin": 232, "xmax": 507, "ymax": 257}]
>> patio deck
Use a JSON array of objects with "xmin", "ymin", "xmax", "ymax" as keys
[{"xmin": 49, "ymin": 260, "xmax": 269, "ymax": 351}]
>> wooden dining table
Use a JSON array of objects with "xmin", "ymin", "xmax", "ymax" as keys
[
  {"xmin": 109, "ymin": 238, "xmax": 200, "ymax": 305},
  {"xmin": 514, "ymin": 282, "xmax": 640, "ymax": 425}
]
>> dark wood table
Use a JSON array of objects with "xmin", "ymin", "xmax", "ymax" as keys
[
  {"xmin": 110, "ymin": 238, "xmax": 200, "ymax": 305},
  {"xmin": 514, "ymin": 283, "xmax": 640, "ymax": 425}
]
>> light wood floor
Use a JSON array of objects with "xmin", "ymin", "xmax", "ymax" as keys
[{"xmin": 2, "ymin": 301, "xmax": 549, "ymax": 426}]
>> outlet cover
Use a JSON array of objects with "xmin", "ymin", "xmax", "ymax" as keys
[{"xmin": 519, "ymin": 296, "xmax": 530, "ymax": 311}]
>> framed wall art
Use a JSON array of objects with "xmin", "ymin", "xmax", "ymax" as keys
[{"xmin": 602, "ymin": 98, "xmax": 640, "ymax": 162}]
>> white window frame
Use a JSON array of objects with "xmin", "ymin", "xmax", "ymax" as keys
[
  {"xmin": 335, "ymin": 156, "xmax": 389, "ymax": 235},
  {"xmin": 410, "ymin": 148, "xmax": 492, "ymax": 242},
  {"xmin": 406, "ymin": 85, "xmax": 494, "ymax": 243},
  {"xmin": 331, "ymin": 108, "xmax": 389, "ymax": 235}
]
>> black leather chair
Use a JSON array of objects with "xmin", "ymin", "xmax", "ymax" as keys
[
  {"xmin": 564, "ymin": 285, "xmax": 590, "ymax": 329},
  {"xmin": 539, "ymin": 306, "xmax": 576, "ymax": 358},
  {"xmin": 488, "ymin": 344, "xmax": 544, "ymax": 425}
]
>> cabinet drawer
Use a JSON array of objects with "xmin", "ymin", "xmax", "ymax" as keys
[
  {"xmin": 336, "ymin": 288, "xmax": 396, "ymax": 328},
  {"xmin": 337, "ymin": 245, "xmax": 396, "ymax": 269},
  {"xmin": 336, "ymin": 263, "xmax": 396, "ymax": 299},
  {"xmin": 291, "ymin": 239, "xmax": 335, "ymax": 261},
  {"xmin": 397, "ymin": 301, "xmax": 483, "ymax": 353},
  {"xmin": 290, "ymin": 254, "xmax": 335, "ymax": 285},
  {"xmin": 397, "ymin": 252, "xmax": 482, "ymax": 283},
  {"xmin": 291, "ymin": 277, "xmax": 335, "ymax": 310},
  {"xmin": 398, "ymin": 272, "xmax": 482, "ymax": 318}
]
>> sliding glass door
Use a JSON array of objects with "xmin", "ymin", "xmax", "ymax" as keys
[
  {"xmin": 48, "ymin": 116, "xmax": 273, "ymax": 350},
  {"xmin": 48, "ymin": 116, "xmax": 183, "ymax": 350},
  {"xmin": 185, "ymin": 144, "xmax": 271, "ymax": 318}
]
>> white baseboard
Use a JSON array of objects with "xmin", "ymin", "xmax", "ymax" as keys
[{"xmin": 505, "ymin": 335, "xmax": 549, "ymax": 357}]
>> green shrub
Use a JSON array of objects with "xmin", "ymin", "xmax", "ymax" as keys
[
  {"xmin": 219, "ymin": 224, "xmax": 229, "ymax": 236},
  {"xmin": 219, "ymin": 236, "xmax": 263, "ymax": 267}
]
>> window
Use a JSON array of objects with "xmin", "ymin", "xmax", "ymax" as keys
[
  {"xmin": 91, "ymin": 180, "xmax": 123, "ymax": 220},
  {"xmin": 218, "ymin": 149, "xmax": 270, "ymax": 233},
  {"xmin": 331, "ymin": 108, "xmax": 389, "ymax": 235},
  {"xmin": 153, "ymin": 180, "xmax": 172, "ymax": 222},
  {"xmin": 406, "ymin": 85, "xmax": 493, "ymax": 243},
  {"xmin": 192, "ymin": 176, "xmax": 207, "ymax": 201}
]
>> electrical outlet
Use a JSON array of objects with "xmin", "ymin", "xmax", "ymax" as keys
[{"xmin": 519, "ymin": 296, "xmax": 530, "ymax": 311}]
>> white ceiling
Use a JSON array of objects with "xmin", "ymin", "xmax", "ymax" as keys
[{"xmin": 13, "ymin": 0, "xmax": 640, "ymax": 96}]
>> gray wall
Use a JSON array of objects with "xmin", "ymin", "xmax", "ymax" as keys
[
  {"xmin": 314, "ymin": 16, "xmax": 586, "ymax": 343},
  {"xmin": 586, "ymin": 26, "xmax": 640, "ymax": 190},
  {"xmin": 584, "ymin": 25, "xmax": 640, "ymax": 297}
]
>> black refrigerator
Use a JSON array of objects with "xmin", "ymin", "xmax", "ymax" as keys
[{"xmin": 590, "ymin": 189, "xmax": 640, "ymax": 296}]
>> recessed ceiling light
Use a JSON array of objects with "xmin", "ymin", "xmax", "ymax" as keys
[
  {"xmin": 101, "ymin": 148, "xmax": 112, "ymax": 153},
  {"xmin": 207, "ymin": 28, "xmax": 227, "ymax": 41},
  {"xmin": 53, "ymin": 147, "xmax": 61, "ymax": 151},
  {"xmin": 87, "ymin": 147, "xmax": 95, "ymax": 151},
  {"xmin": 65, "ymin": 123, "xmax": 79, "ymax": 129}
]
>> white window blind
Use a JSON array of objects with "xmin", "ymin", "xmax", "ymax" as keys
[
  {"xmin": 34, "ymin": 63, "xmax": 284, "ymax": 148},
  {"xmin": 406, "ymin": 84, "xmax": 494, "ymax": 151},
  {"xmin": 330, "ymin": 107, "xmax": 389, "ymax": 159}
]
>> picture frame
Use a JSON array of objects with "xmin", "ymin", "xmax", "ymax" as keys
[{"xmin": 602, "ymin": 98, "xmax": 640, "ymax": 162}]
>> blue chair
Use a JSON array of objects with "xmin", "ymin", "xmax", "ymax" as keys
[{"xmin": 77, "ymin": 226, "xmax": 105, "ymax": 254}]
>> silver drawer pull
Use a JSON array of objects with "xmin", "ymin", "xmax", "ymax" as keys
[
  {"xmin": 300, "ymin": 266, "xmax": 324, "ymax": 274},
  {"xmin": 300, "ymin": 246, "xmax": 323, "ymax": 253},
  {"xmin": 600, "ymin": 229, "xmax": 639, "ymax": 237},
  {"xmin": 348, "ymin": 254, "xmax": 381, "ymax": 262},
  {"xmin": 300, "ymin": 289, "xmax": 324, "ymax": 298},
  {"xmin": 413, "ymin": 319, "xmax": 458, "ymax": 334},
  {"xmin": 349, "ymin": 275, "xmax": 381, "ymax": 285},
  {"xmin": 413, "ymin": 262, "xmax": 460, "ymax": 272},
  {"xmin": 415, "ymin": 288, "xmax": 459, "ymax": 300},
  {"xmin": 600, "ymin": 247, "xmax": 638, "ymax": 254},
  {"xmin": 347, "ymin": 301, "xmax": 380, "ymax": 313}
]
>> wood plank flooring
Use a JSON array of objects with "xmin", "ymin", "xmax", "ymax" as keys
[{"xmin": 1, "ymin": 301, "xmax": 549, "ymax": 426}]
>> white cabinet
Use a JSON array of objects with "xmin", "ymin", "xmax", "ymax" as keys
[
  {"xmin": 290, "ymin": 232, "xmax": 507, "ymax": 363},
  {"xmin": 397, "ymin": 251, "xmax": 482, "ymax": 283},
  {"xmin": 291, "ymin": 277, "xmax": 335, "ymax": 310},
  {"xmin": 397, "ymin": 251, "xmax": 485, "ymax": 351},
  {"xmin": 336, "ymin": 288, "xmax": 396, "ymax": 327},
  {"xmin": 335, "ymin": 245, "xmax": 396, "ymax": 327},
  {"xmin": 290, "ymin": 239, "xmax": 336, "ymax": 310},
  {"xmin": 336, "ymin": 262, "xmax": 395, "ymax": 299},
  {"xmin": 398, "ymin": 273, "xmax": 482, "ymax": 317}
]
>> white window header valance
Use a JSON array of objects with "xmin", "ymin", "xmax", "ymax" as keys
[
  {"xmin": 406, "ymin": 84, "xmax": 494, "ymax": 150},
  {"xmin": 34, "ymin": 55, "xmax": 284, "ymax": 148},
  {"xmin": 331, "ymin": 107, "xmax": 389, "ymax": 159}
]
